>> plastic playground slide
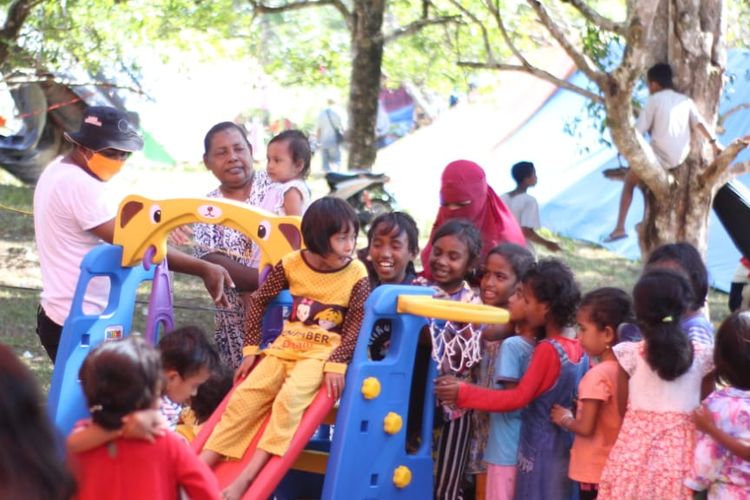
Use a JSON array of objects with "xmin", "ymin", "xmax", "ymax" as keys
[
  {"xmin": 192, "ymin": 382, "xmax": 335, "ymax": 500},
  {"xmin": 713, "ymin": 179, "xmax": 750, "ymax": 259}
]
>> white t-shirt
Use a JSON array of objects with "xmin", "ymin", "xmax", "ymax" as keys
[
  {"xmin": 636, "ymin": 88, "xmax": 708, "ymax": 169},
  {"xmin": 501, "ymin": 192, "xmax": 540, "ymax": 229},
  {"xmin": 33, "ymin": 157, "xmax": 119, "ymax": 325},
  {"xmin": 614, "ymin": 340, "xmax": 714, "ymax": 413}
]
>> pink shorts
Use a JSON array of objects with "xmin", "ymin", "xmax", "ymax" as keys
[{"xmin": 486, "ymin": 464, "xmax": 517, "ymax": 500}]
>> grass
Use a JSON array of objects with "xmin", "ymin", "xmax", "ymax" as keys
[{"xmin": 0, "ymin": 166, "xmax": 729, "ymax": 392}]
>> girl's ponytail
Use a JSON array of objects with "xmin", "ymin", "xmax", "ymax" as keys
[{"xmin": 633, "ymin": 269, "xmax": 694, "ymax": 381}]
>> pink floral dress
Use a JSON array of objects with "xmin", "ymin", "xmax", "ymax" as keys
[
  {"xmin": 685, "ymin": 387, "xmax": 750, "ymax": 498},
  {"xmin": 598, "ymin": 341, "xmax": 714, "ymax": 499}
]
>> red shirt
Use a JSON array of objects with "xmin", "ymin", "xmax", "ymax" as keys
[
  {"xmin": 71, "ymin": 432, "xmax": 220, "ymax": 500},
  {"xmin": 457, "ymin": 336, "xmax": 584, "ymax": 412}
]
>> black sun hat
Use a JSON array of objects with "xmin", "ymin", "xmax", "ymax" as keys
[{"xmin": 65, "ymin": 106, "xmax": 144, "ymax": 153}]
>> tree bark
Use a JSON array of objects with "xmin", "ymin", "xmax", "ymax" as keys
[
  {"xmin": 346, "ymin": 0, "xmax": 385, "ymax": 170},
  {"xmin": 630, "ymin": 0, "xmax": 725, "ymax": 258}
]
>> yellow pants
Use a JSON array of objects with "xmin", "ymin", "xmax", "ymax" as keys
[{"xmin": 204, "ymin": 355, "xmax": 324, "ymax": 458}]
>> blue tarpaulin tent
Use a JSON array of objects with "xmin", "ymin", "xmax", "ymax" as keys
[{"xmin": 486, "ymin": 50, "xmax": 750, "ymax": 292}]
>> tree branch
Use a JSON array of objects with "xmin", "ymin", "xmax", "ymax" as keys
[
  {"xmin": 699, "ymin": 134, "xmax": 750, "ymax": 186},
  {"xmin": 718, "ymin": 102, "xmax": 750, "ymax": 131},
  {"xmin": 0, "ymin": 0, "xmax": 45, "ymax": 67},
  {"xmin": 448, "ymin": 0, "xmax": 496, "ymax": 64},
  {"xmin": 248, "ymin": 0, "xmax": 352, "ymax": 29},
  {"xmin": 458, "ymin": 60, "xmax": 603, "ymax": 103},
  {"xmin": 560, "ymin": 0, "xmax": 627, "ymax": 36},
  {"xmin": 526, "ymin": 0, "xmax": 604, "ymax": 86},
  {"xmin": 383, "ymin": 15, "xmax": 460, "ymax": 44}
]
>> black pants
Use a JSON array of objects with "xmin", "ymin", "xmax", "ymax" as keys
[{"xmin": 36, "ymin": 305, "xmax": 63, "ymax": 363}]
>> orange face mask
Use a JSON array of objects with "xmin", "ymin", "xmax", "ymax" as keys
[{"xmin": 85, "ymin": 152, "xmax": 126, "ymax": 181}]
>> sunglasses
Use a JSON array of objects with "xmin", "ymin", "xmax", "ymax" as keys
[{"xmin": 99, "ymin": 148, "xmax": 132, "ymax": 160}]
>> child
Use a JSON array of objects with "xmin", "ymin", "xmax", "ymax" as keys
[
  {"xmin": 67, "ymin": 326, "xmax": 217, "ymax": 451},
  {"xmin": 501, "ymin": 161, "xmax": 561, "ymax": 252},
  {"xmin": 474, "ymin": 244, "xmax": 536, "ymax": 500},
  {"xmin": 420, "ymin": 219, "xmax": 484, "ymax": 500},
  {"xmin": 159, "ymin": 326, "xmax": 218, "ymax": 430},
  {"xmin": 69, "ymin": 337, "xmax": 220, "ymax": 500},
  {"xmin": 363, "ymin": 211, "xmax": 419, "ymax": 288},
  {"xmin": 0, "ymin": 344, "xmax": 75, "ymax": 500},
  {"xmin": 436, "ymin": 259, "xmax": 587, "ymax": 500},
  {"xmin": 645, "ymin": 242, "xmax": 714, "ymax": 345},
  {"xmin": 362, "ymin": 211, "xmax": 420, "ymax": 360},
  {"xmin": 260, "ymin": 129, "xmax": 312, "ymax": 217},
  {"xmin": 199, "ymin": 197, "xmax": 370, "ymax": 500},
  {"xmin": 420, "ymin": 160, "xmax": 525, "ymax": 280},
  {"xmin": 550, "ymin": 288, "xmax": 634, "ymax": 499},
  {"xmin": 248, "ymin": 129, "xmax": 312, "ymax": 270},
  {"xmin": 598, "ymin": 269, "xmax": 715, "ymax": 499},
  {"xmin": 686, "ymin": 310, "xmax": 750, "ymax": 497},
  {"xmin": 176, "ymin": 364, "xmax": 234, "ymax": 443}
]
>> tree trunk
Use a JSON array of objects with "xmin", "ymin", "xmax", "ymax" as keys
[
  {"xmin": 346, "ymin": 0, "xmax": 385, "ymax": 170},
  {"xmin": 612, "ymin": 0, "xmax": 724, "ymax": 259}
]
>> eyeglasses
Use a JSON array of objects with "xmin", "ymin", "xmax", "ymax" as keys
[{"xmin": 99, "ymin": 148, "xmax": 132, "ymax": 160}]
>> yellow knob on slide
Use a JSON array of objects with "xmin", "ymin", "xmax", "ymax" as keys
[
  {"xmin": 383, "ymin": 412, "xmax": 403, "ymax": 434},
  {"xmin": 392, "ymin": 465, "xmax": 412, "ymax": 488},
  {"xmin": 361, "ymin": 377, "xmax": 381, "ymax": 399}
]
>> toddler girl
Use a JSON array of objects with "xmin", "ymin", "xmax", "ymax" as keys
[
  {"xmin": 436, "ymin": 259, "xmax": 587, "ymax": 500},
  {"xmin": 67, "ymin": 326, "xmax": 218, "ymax": 452},
  {"xmin": 259, "ymin": 129, "xmax": 312, "ymax": 217},
  {"xmin": 70, "ymin": 337, "xmax": 220, "ymax": 500},
  {"xmin": 199, "ymin": 197, "xmax": 369, "ymax": 500},
  {"xmin": 686, "ymin": 310, "xmax": 750, "ymax": 497},
  {"xmin": 550, "ymin": 288, "xmax": 634, "ymax": 499},
  {"xmin": 598, "ymin": 269, "xmax": 715, "ymax": 499},
  {"xmin": 476, "ymin": 244, "xmax": 536, "ymax": 500}
]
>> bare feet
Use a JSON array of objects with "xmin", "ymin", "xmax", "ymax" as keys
[
  {"xmin": 222, "ymin": 477, "xmax": 252, "ymax": 500},
  {"xmin": 604, "ymin": 231, "xmax": 627, "ymax": 243}
]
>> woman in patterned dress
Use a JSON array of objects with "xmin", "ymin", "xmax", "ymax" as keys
[{"xmin": 193, "ymin": 122, "xmax": 272, "ymax": 368}]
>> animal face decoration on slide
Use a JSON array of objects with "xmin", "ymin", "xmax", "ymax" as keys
[{"xmin": 114, "ymin": 195, "xmax": 302, "ymax": 270}]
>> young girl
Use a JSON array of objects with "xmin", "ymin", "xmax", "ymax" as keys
[
  {"xmin": 421, "ymin": 219, "xmax": 484, "ymax": 500},
  {"xmin": 646, "ymin": 242, "xmax": 714, "ymax": 346},
  {"xmin": 436, "ymin": 259, "xmax": 587, "ymax": 500},
  {"xmin": 70, "ymin": 337, "xmax": 220, "ymax": 500},
  {"xmin": 598, "ymin": 269, "xmax": 715, "ymax": 499},
  {"xmin": 686, "ymin": 310, "xmax": 750, "ymax": 497},
  {"xmin": 364, "ymin": 211, "xmax": 419, "ymax": 288},
  {"xmin": 176, "ymin": 364, "xmax": 234, "ymax": 443},
  {"xmin": 199, "ymin": 197, "xmax": 369, "ymax": 500},
  {"xmin": 473, "ymin": 244, "xmax": 535, "ymax": 500},
  {"xmin": 0, "ymin": 345, "xmax": 75, "ymax": 500},
  {"xmin": 363, "ymin": 211, "xmax": 420, "ymax": 360},
  {"xmin": 259, "ymin": 129, "xmax": 312, "ymax": 217},
  {"xmin": 550, "ymin": 288, "xmax": 634, "ymax": 499},
  {"xmin": 67, "ymin": 326, "xmax": 217, "ymax": 452}
]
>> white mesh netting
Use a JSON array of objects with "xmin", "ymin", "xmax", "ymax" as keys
[{"xmin": 428, "ymin": 318, "xmax": 483, "ymax": 374}]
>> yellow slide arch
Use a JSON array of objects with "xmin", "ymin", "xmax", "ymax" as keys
[{"xmin": 113, "ymin": 195, "xmax": 302, "ymax": 269}]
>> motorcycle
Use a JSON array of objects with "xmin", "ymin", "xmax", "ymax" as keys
[{"xmin": 325, "ymin": 171, "xmax": 397, "ymax": 231}]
